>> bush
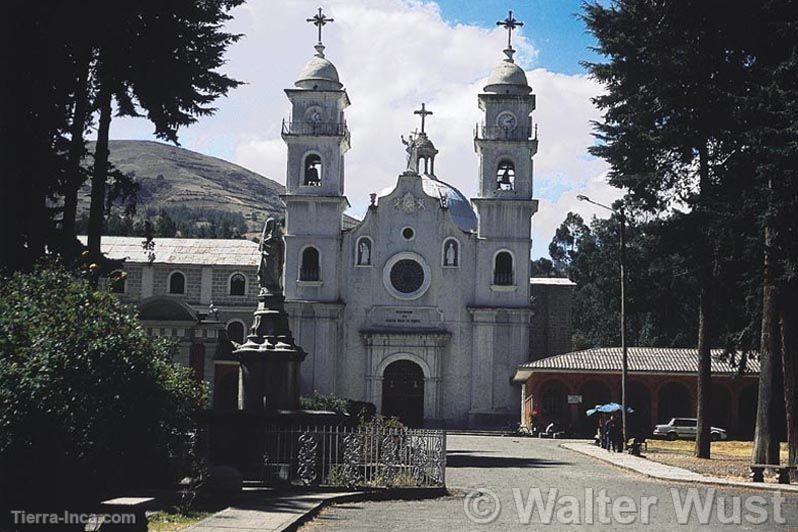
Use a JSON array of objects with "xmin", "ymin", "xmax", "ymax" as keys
[
  {"xmin": 0, "ymin": 266, "xmax": 206, "ymax": 519},
  {"xmin": 299, "ymin": 394, "xmax": 378, "ymax": 423}
]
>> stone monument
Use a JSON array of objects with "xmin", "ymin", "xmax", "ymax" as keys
[{"xmin": 234, "ymin": 218, "xmax": 306, "ymax": 411}]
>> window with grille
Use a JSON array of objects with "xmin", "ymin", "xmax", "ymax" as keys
[
  {"xmin": 300, "ymin": 247, "xmax": 320, "ymax": 281},
  {"xmin": 493, "ymin": 252, "xmax": 514, "ymax": 285}
]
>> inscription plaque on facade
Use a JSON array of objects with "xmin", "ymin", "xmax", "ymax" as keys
[{"xmin": 366, "ymin": 306, "xmax": 444, "ymax": 329}]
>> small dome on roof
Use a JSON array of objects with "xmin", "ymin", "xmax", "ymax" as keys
[
  {"xmin": 295, "ymin": 54, "xmax": 342, "ymax": 90},
  {"xmin": 378, "ymin": 176, "xmax": 478, "ymax": 233},
  {"xmin": 483, "ymin": 51, "xmax": 531, "ymax": 95}
]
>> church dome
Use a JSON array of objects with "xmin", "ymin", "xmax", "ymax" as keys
[
  {"xmin": 377, "ymin": 176, "xmax": 478, "ymax": 234},
  {"xmin": 483, "ymin": 58, "xmax": 531, "ymax": 95},
  {"xmin": 295, "ymin": 55, "xmax": 343, "ymax": 90}
]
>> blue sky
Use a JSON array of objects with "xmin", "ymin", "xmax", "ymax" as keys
[
  {"xmin": 436, "ymin": 0, "xmax": 600, "ymax": 74},
  {"xmin": 107, "ymin": 0, "xmax": 618, "ymax": 258}
]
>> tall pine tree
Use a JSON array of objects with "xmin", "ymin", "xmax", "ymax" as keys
[{"xmin": 582, "ymin": 0, "xmax": 751, "ymax": 457}]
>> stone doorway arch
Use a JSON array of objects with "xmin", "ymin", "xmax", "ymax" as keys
[{"xmin": 381, "ymin": 359, "xmax": 425, "ymax": 427}]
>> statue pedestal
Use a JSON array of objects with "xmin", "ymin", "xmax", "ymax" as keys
[{"xmin": 235, "ymin": 290, "xmax": 306, "ymax": 411}]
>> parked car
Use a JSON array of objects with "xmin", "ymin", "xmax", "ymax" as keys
[{"xmin": 652, "ymin": 418, "xmax": 728, "ymax": 441}]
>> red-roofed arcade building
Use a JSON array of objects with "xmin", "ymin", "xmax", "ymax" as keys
[{"xmin": 512, "ymin": 347, "xmax": 760, "ymax": 438}]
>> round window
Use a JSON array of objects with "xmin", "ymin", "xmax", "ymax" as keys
[
  {"xmin": 390, "ymin": 259, "xmax": 424, "ymax": 294},
  {"xmin": 383, "ymin": 252, "xmax": 431, "ymax": 300},
  {"xmin": 402, "ymin": 227, "xmax": 414, "ymax": 240}
]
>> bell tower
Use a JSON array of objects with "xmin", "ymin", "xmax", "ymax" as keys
[
  {"xmin": 282, "ymin": 8, "xmax": 350, "ymax": 302},
  {"xmin": 472, "ymin": 11, "xmax": 539, "ymax": 305},
  {"xmin": 283, "ymin": 7, "xmax": 350, "ymax": 197}
]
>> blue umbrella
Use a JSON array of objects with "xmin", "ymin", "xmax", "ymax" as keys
[
  {"xmin": 585, "ymin": 404, "xmax": 603, "ymax": 416},
  {"xmin": 596, "ymin": 402, "xmax": 634, "ymax": 414}
]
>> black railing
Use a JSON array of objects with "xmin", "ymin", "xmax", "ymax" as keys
[
  {"xmin": 475, "ymin": 125, "xmax": 534, "ymax": 142},
  {"xmin": 493, "ymin": 272, "xmax": 514, "ymax": 286},
  {"xmin": 282, "ymin": 119, "xmax": 348, "ymax": 137}
]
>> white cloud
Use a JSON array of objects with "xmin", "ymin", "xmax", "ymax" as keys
[{"xmin": 108, "ymin": 0, "xmax": 618, "ymax": 258}]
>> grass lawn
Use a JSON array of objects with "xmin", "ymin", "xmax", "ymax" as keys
[
  {"xmin": 147, "ymin": 511, "xmax": 211, "ymax": 532},
  {"xmin": 644, "ymin": 439, "xmax": 789, "ymax": 481}
]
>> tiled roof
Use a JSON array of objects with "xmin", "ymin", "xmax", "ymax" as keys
[
  {"xmin": 78, "ymin": 236, "xmax": 260, "ymax": 266},
  {"xmin": 518, "ymin": 347, "xmax": 760, "ymax": 375}
]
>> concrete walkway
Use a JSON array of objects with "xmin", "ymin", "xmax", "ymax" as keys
[
  {"xmin": 185, "ymin": 490, "xmax": 360, "ymax": 532},
  {"xmin": 561, "ymin": 441, "xmax": 798, "ymax": 493}
]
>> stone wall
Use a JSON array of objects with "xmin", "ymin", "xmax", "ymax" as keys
[{"xmin": 529, "ymin": 280, "xmax": 574, "ymax": 361}]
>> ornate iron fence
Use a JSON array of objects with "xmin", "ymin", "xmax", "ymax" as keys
[{"xmin": 260, "ymin": 425, "xmax": 446, "ymax": 488}]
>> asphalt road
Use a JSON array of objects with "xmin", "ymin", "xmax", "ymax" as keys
[{"xmin": 301, "ymin": 434, "xmax": 798, "ymax": 531}]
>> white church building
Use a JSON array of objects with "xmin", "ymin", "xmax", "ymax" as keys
[
  {"xmin": 279, "ymin": 10, "xmax": 571, "ymax": 428},
  {"xmin": 94, "ymin": 11, "xmax": 574, "ymax": 429}
]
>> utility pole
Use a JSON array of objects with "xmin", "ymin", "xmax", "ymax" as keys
[{"xmin": 578, "ymin": 195, "xmax": 629, "ymax": 449}]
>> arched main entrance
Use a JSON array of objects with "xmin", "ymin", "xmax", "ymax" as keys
[{"xmin": 381, "ymin": 360, "xmax": 425, "ymax": 427}]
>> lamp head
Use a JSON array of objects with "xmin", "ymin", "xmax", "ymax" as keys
[{"xmin": 576, "ymin": 194, "xmax": 589, "ymax": 202}]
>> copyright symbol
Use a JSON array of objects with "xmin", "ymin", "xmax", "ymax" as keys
[{"xmin": 463, "ymin": 488, "xmax": 501, "ymax": 524}]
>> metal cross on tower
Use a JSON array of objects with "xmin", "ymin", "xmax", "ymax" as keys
[
  {"xmin": 413, "ymin": 103, "xmax": 433, "ymax": 134},
  {"xmin": 496, "ymin": 10, "xmax": 523, "ymax": 50},
  {"xmin": 307, "ymin": 7, "xmax": 334, "ymax": 45}
]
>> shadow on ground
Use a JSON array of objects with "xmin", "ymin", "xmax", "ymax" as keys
[{"xmin": 446, "ymin": 453, "xmax": 571, "ymax": 468}]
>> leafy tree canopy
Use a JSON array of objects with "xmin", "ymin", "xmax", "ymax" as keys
[{"xmin": 0, "ymin": 266, "xmax": 206, "ymax": 518}]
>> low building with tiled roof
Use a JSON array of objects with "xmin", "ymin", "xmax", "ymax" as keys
[
  {"xmin": 79, "ymin": 236, "xmax": 261, "ymax": 403},
  {"xmin": 513, "ymin": 347, "xmax": 760, "ymax": 438}
]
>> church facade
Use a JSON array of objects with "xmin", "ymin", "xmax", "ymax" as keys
[{"xmin": 279, "ymin": 12, "xmax": 567, "ymax": 428}]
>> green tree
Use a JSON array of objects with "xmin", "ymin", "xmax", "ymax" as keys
[
  {"xmin": 741, "ymin": 0, "xmax": 798, "ymax": 468},
  {"xmin": 85, "ymin": 0, "xmax": 243, "ymax": 274},
  {"xmin": 0, "ymin": 266, "xmax": 205, "ymax": 522},
  {"xmin": 156, "ymin": 210, "xmax": 178, "ymax": 238},
  {"xmin": 582, "ymin": 0, "xmax": 751, "ymax": 458}
]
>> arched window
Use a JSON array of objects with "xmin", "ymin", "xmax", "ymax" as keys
[
  {"xmin": 226, "ymin": 320, "xmax": 246, "ymax": 344},
  {"xmin": 493, "ymin": 251, "xmax": 514, "ymax": 285},
  {"xmin": 109, "ymin": 270, "xmax": 126, "ymax": 293},
  {"xmin": 496, "ymin": 160, "xmax": 515, "ymax": 190},
  {"xmin": 168, "ymin": 271, "xmax": 186, "ymax": 294},
  {"xmin": 303, "ymin": 154, "xmax": 322, "ymax": 186},
  {"xmin": 229, "ymin": 273, "xmax": 246, "ymax": 296},
  {"xmin": 300, "ymin": 247, "xmax": 320, "ymax": 281},
  {"xmin": 442, "ymin": 238, "xmax": 459, "ymax": 267},
  {"xmin": 356, "ymin": 237, "xmax": 372, "ymax": 266}
]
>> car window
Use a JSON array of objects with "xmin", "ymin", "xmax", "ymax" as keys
[{"xmin": 684, "ymin": 419, "xmax": 697, "ymax": 427}]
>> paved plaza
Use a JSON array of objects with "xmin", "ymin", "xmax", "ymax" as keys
[{"xmin": 301, "ymin": 435, "xmax": 798, "ymax": 531}]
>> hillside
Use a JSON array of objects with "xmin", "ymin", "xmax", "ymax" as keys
[{"xmin": 79, "ymin": 140, "xmax": 285, "ymax": 236}]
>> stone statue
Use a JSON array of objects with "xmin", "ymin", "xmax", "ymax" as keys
[
  {"xmin": 358, "ymin": 240, "xmax": 370, "ymax": 265},
  {"xmin": 445, "ymin": 241, "xmax": 457, "ymax": 266},
  {"xmin": 257, "ymin": 218, "xmax": 285, "ymax": 293},
  {"xmin": 401, "ymin": 133, "xmax": 418, "ymax": 172}
]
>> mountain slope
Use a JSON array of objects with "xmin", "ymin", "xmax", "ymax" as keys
[{"xmin": 81, "ymin": 140, "xmax": 285, "ymax": 230}]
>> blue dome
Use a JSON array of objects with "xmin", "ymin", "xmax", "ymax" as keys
[{"xmin": 378, "ymin": 176, "xmax": 478, "ymax": 233}]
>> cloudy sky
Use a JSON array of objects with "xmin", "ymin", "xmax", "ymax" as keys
[{"xmin": 107, "ymin": 0, "xmax": 620, "ymax": 258}]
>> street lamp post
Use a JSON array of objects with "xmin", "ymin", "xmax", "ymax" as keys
[{"xmin": 577, "ymin": 195, "xmax": 628, "ymax": 450}]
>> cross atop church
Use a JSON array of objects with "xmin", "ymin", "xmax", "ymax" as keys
[
  {"xmin": 496, "ymin": 10, "xmax": 523, "ymax": 50},
  {"xmin": 307, "ymin": 7, "xmax": 334, "ymax": 46},
  {"xmin": 413, "ymin": 103, "xmax": 433, "ymax": 134}
]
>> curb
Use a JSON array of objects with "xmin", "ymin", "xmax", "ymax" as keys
[
  {"xmin": 284, "ymin": 487, "xmax": 448, "ymax": 531},
  {"xmin": 560, "ymin": 442, "xmax": 798, "ymax": 494},
  {"xmin": 186, "ymin": 486, "xmax": 448, "ymax": 532}
]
